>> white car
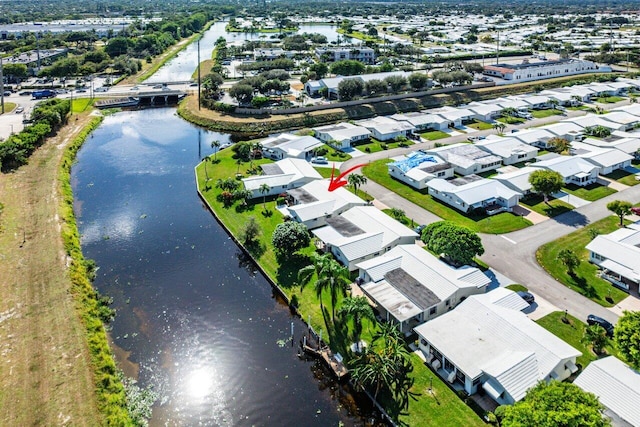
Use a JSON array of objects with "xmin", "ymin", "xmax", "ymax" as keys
[{"xmin": 311, "ymin": 156, "xmax": 328, "ymax": 164}]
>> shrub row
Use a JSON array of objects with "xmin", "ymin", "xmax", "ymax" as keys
[
  {"xmin": 0, "ymin": 98, "xmax": 70, "ymax": 172},
  {"xmin": 59, "ymin": 116, "xmax": 134, "ymax": 426}
]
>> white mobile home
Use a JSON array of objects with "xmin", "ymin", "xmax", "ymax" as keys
[
  {"xmin": 427, "ymin": 175, "xmax": 521, "ymax": 215},
  {"xmin": 387, "ymin": 152, "xmax": 454, "ymax": 190},
  {"xmin": 312, "ymin": 122, "xmax": 371, "ymax": 150}
]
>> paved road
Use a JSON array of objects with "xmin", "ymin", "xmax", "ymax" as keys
[{"xmin": 340, "ymin": 101, "xmax": 638, "ymax": 324}]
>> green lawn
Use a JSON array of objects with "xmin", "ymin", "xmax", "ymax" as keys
[
  {"xmin": 466, "ymin": 120, "xmax": 493, "ymax": 131},
  {"xmin": 396, "ymin": 354, "xmax": 485, "ymax": 427},
  {"xmin": 1, "ymin": 102, "xmax": 16, "ymax": 113},
  {"xmin": 199, "ymin": 150, "xmax": 485, "ymax": 426},
  {"xmin": 520, "ymin": 194, "xmax": 574, "ymax": 217},
  {"xmin": 567, "ymin": 106, "xmax": 592, "ymax": 111},
  {"xmin": 537, "ymin": 311, "xmax": 620, "ymax": 371},
  {"xmin": 562, "ymin": 182, "xmax": 617, "ymax": 201},
  {"xmin": 497, "ymin": 116, "xmax": 525, "ymax": 125},
  {"xmin": 322, "ymin": 144, "xmax": 352, "ymax": 162},
  {"xmin": 536, "ymin": 216, "xmax": 629, "ymax": 307},
  {"xmin": 531, "ymin": 109, "xmax": 564, "ymax": 119},
  {"xmin": 604, "ymin": 169, "xmax": 640, "ymax": 186},
  {"xmin": 382, "ymin": 208, "xmax": 419, "ymax": 228},
  {"xmin": 506, "ymin": 284, "xmax": 528, "ymax": 292},
  {"xmin": 71, "ymin": 98, "xmax": 94, "ymax": 113},
  {"xmin": 353, "ymin": 138, "xmax": 413, "ymax": 153},
  {"xmin": 363, "ymin": 159, "xmax": 533, "ymax": 234},
  {"xmin": 594, "ymin": 96, "xmax": 625, "ymax": 103},
  {"xmin": 420, "ymin": 130, "xmax": 450, "ymax": 141}
]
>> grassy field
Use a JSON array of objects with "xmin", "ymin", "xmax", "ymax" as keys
[
  {"xmin": 537, "ymin": 311, "xmax": 620, "ymax": 370},
  {"xmin": 531, "ymin": 109, "xmax": 564, "ymax": 119},
  {"xmin": 1, "ymin": 102, "xmax": 16, "ymax": 113},
  {"xmin": 353, "ymin": 138, "xmax": 413, "ymax": 153},
  {"xmin": 562, "ymin": 182, "xmax": 617, "ymax": 201},
  {"xmin": 496, "ymin": 116, "xmax": 525, "ymax": 125},
  {"xmin": 0, "ymin": 113, "xmax": 103, "ymax": 424},
  {"xmin": 466, "ymin": 120, "xmax": 493, "ymax": 131},
  {"xmin": 604, "ymin": 168, "xmax": 640, "ymax": 186},
  {"xmin": 419, "ymin": 130, "xmax": 450, "ymax": 141},
  {"xmin": 594, "ymin": 96, "xmax": 625, "ymax": 103},
  {"xmin": 520, "ymin": 194, "xmax": 574, "ymax": 217},
  {"xmin": 363, "ymin": 159, "xmax": 533, "ymax": 233},
  {"xmin": 198, "ymin": 151, "xmax": 484, "ymax": 426},
  {"xmin": 71, "ymin": 97, "xmax": 95, "ymax": 113},
  {"xmin": 536, "ymin": 216, "xmax": 629, "ymax": 307},
  {"xmin": 506, "ymin": 284, "xmax": 528, "ymax": 292}
]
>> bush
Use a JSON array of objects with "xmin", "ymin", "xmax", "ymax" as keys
[{"xmin": 272, "ymin": 221, "xmax": 310, "ymax": 257}]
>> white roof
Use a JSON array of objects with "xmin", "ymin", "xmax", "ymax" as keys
[
  {"xmin": 465, "ymin": 103, "xmax": 503, "ymax": 116},
  {"xmin": 358, "ymin": 245, "xmax": 490, "ymax": 322},
  {"xmin": 427, "ymin": 176, "xmax": 521, "ymax": 206},
  {"xmin": 357, "ymin": 116, "xmax": 415, "ymax": 135},
  {"xmin": 433, "ymin": 108, "xmax": 475, "ymax": 122},
  {"xmin": 521, "ymin": 94, "xmax": 551, "ymax": 106},
  {"xmin": 574, "ymin": 357, "xmax": 640, "ymax": 427},
  {"xmin": 262, "ymin": 134, "xmax": 324, "ymax": 157},
  {"xmin": 539, "ymin": 90, "xmax": 574, "ymax": 102},
  {"xmin": 532, "ymin": 155, "xmax": 599, "ymax": 179},
  {"xmin": 493, "ymin": 166, "xmax": 537, "ymax": 193},
  {"xmin": 312, "ymin": 206, "xmax": 418, "ymax": 262},
  {"xmin": 600, "ymin": 111, "xmax": 640, "ymax": 126},
  {"xmin": 476, "ymin": 136, "xmax": 538, "ymax": 159},
  {"xmin": 286, "ymin": 179, "xmax": 366, "ymax": 221},
  {"xmin": 415, "ymin": 290, "xmax": 581, "ymax": 401},
  {"xmin": 541, "ymin": 122, "xmax": 584, "ymax": 138},
  {"xmin": 576, "ymin": 146, "xmax": 634, "ymax": 169},
  {"xmin": 242, "ymin": 158, "xmax": 322, "ymax": 191},
  {"xmin": 495, "ymin": 99, "xmax": 530, "ymax": 110},
  {"xmin": 426, "ymin": 143, "xmax": 502, "ymax": 169},
  {"xmin": 565, "ymin": 115, "xmax": 621, "ymax": 131},
  {"xmin": 586, "ymin": 228, "xmax": 640, "ymax": 281},
  {"xmin": 391, "ymin": 112, "xmax": 449, "ymax": 127},
  {"xmin": 313, "ymin": 122, "xmax": 371, "ymax": 141},
  {"xmin": 612, "ymin": 103, "xmax": 640, "ymax": 117},
  {"xmin": 512, "ymin": 128, "xmax": 555, "ymax": 145}
]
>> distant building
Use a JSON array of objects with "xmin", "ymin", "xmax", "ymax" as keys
[
  {"xmin": 315, "ymin": 46, "xmax": 376, "ymax": 64},
  {"xmin": 483, "ymin": 59, "xmax": 601, "ymax": 83}
]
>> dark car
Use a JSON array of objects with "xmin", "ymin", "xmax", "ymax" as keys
[
  {"xmin": 413, "ymin": 224, "xmax": 426, "ymax": 235},
  {"xmin": 517, "ymin": 291, "xmax": 535, "ymax": 305},
  {"xmin": 19, "ymin": 91, "xmax": 32, "ymax": 96},
  {"xmin": 587, "ymin": 314, "xmax": 614, "ymax": 337}
]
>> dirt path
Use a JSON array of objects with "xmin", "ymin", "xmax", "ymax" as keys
[{"xmin": 0, "ymin": 113, "xmax": 100, "ymax": 426}]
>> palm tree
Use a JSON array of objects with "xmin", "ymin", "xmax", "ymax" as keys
[
  {"xmin": 492, "ymin": 122, "xmax": 506, "ymax": 134},
  {"xmin": 316, "ymin": 258, "xmax": 351, "ymax": 321},
  {"xmin": 211, "ymin": 140, "xmax": 221, "ymax": 161},
  {"xmin": 338, "ymin": 296, "xmax": 375, "ymax": 352},
  {"xmin": 501, "ymin": 107, "xmax": 518, "ymax": 123},
  {"xmin": 548, "ymin": 98, "xmax": 560, "ymax": 111},
  {"xmin": 203, "ymin": 156, "xmax": 210, "ymax": 182},
  {"xmin": 347, "ymin": 173, "xmax": 367, "ymax": 196},
  {"xmin": 582, "ymin": 324, "xmax": 608, "ymax": 354},
  {"xmin": 571, "ymin": 95, "xmax": 583, "ymax": 106},
  {"xmin": 259, "ymin": 183, "xmax": 270, "ymax": 211}
]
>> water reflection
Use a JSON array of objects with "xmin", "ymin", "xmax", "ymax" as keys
[{"xmin": 73, "ymin": 109, "xmax": 365, "ymax": 426}]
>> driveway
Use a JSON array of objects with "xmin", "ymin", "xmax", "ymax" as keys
[{"xmin": 551, "ymin": 191, "xmax": 590, "ymax": 208}]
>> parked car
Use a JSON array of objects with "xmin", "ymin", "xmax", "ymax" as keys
[
  {"xmin": 152, "ymin": 84, "xmax": 163, "ymax": 89},
  {"xmin": 19, "ymin": 91, "xmax": 32, "ymax": 96},
  {"xmin": 517, "ymin": 291, "xmax": 535, "ymax": 305},
  {"xmin": 15, "ymin": 106, "xmax": 24, "ymax": 114},
  {"xmin": 95, "ymin": 87, "xmax": 109, "ymax": 92},
  {"xmin": 413, "ymin": 224, "xmax": 426, "ymax": 235},
  {"xmin": 631, "ymin": 206, "xmax": 640, "ymax": 215},
  {"xmin": 586, "ymin": 314, "xmax": 614, "ymax": 337},
  {"xmin": 311, "ymin": 156, "xmax": 328, "ymax": 164}
]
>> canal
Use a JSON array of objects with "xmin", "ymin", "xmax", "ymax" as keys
[{"xmin": 72, "ymin": 110, "xmax": 370, "ymax": 425}]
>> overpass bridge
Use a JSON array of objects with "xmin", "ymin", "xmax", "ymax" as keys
[{"xmin": 94, "ymin": 90, "xmax": 186, "ymax": 109}]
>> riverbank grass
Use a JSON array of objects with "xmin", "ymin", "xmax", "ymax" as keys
[
  {"xmin": 536, "ymin": 216, "xmax": 629, "ymax": 307},
  {"xmin": 363, "ymin": 159, "xmax": 533, "ymax": 233}
]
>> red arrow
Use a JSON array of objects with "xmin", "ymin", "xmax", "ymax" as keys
[{"xmin": 328, "ymin": 163, "xmax": 367, "ymax": 192}]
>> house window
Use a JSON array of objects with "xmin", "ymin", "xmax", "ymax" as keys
[
  {"xmin": 472, "ymin": 377, "xmax": 481, "ymax": 387},
  {"xmin": 420, "ymin": 338, "xmax": 427, "ymax": 346},
  {"xmin": 429, "ymin": 306, "xmax": 437, "ymax": 315},
  {"xmin": 445, "ymin": 299, "xmax": 450, "ymax": 307}
]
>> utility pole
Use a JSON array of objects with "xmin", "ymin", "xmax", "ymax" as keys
[
  {"xmin": 496, "ymin": 30, "xmax": 500, "ymax": 65},
  {"xmin": 0, "ymin": 55, "xmax": 4, "ymax": 114},
  {"xmin": 197, "ymin": 36, "xmax": 201, "ymax": 110}
]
